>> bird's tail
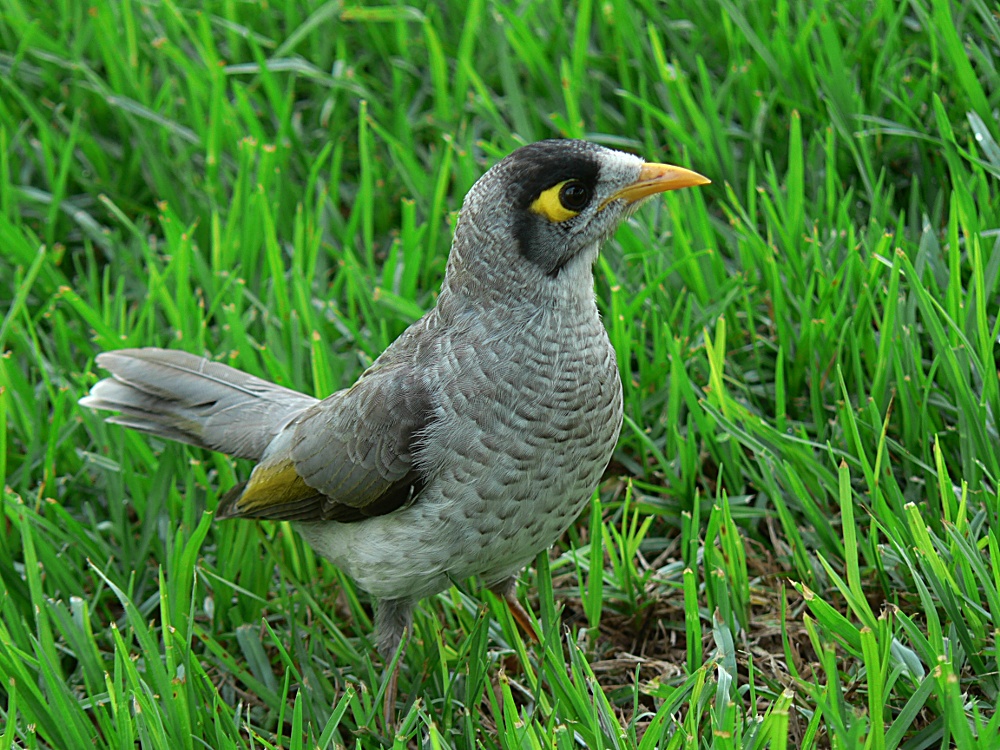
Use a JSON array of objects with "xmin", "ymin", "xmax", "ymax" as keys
[{"xmin": 80, "ymin": 348, "xmax": 319, "ymax": 461}]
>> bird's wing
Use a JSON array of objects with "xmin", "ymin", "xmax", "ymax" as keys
[{"xmin": 218, "ymin": 359, "xmax": 434, "ymax": 523}]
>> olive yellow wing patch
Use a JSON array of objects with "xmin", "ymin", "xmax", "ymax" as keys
[{"xmin": 217, "ymin": 458, "xmax": 321, "ymax": 520}]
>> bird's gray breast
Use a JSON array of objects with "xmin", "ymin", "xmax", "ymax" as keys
[{"xmin": 414, "ymin": 301, "xmax": 623, "ymax": 571}]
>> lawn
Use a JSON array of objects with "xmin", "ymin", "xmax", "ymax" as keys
[{"xmin": 2, "ymin": 0, "xmax": 999, "ymax": 747}]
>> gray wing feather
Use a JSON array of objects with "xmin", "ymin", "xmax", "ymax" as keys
[{"xmin": 290, "ymin": 361, "xmax": 433, "ymax": 516}]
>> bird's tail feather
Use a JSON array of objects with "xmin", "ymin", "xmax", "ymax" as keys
[{"xmin": 80, "ymin": 348, "xmax": 318, "ymax": 461}]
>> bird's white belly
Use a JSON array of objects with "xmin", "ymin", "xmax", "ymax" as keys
[{"xmin": 295, "ymin": 464, "xmax": 593, "ymax": 600}]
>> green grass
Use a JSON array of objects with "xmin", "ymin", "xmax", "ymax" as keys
[{"xmin": 2, "ymin": 0, "xmax": 999, "ymax": 747}]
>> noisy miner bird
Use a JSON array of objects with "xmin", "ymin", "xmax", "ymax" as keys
[{"xmin": 80, "ymin": 139, "xmax": 709, "ymax": 718}]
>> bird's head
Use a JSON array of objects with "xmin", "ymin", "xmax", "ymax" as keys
[{"xmin": 445, "ymin": 139, "xmax": 709, "ymax": 305}]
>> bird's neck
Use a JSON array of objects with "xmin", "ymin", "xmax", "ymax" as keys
[
  {"xmin": 440, "ymin": 222, "xmax": 600, "ymax": 315},
  {"xmin": 439, "ymin": 255, "xmax": 599, "ymax": 316}
]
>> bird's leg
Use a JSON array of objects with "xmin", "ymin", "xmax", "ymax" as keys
[
  {"xmin": 383, "ymin": 663, "xmax": 400, "ymax": 731},
  {"xmin": 374, "ymin": 598, "xmax": 412, "ymax": 728},
  {"xmin": 490, "ymin": 577, "xmax": 539, "ymax": 643}
]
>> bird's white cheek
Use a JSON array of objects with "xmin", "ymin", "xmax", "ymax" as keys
[{"xmin": 552, "ymin": 242, "xmax": 602, "ymax": 300}]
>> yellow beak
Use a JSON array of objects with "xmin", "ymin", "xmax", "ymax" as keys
[{"xmin": 603, "ymin": 163, "xmax": 711, "ymax": 208}]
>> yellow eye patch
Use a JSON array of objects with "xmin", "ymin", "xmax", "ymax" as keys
[{"xmin": 529, "ymin": 180, "xmax": 579, "ymax": 223}]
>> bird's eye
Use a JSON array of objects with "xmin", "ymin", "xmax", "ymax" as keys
[
  {"xmin": 559, "ymin": 181, "xmax": 591, "ymax": 211},
  {"xmin": 529, "ymin": 179, "xmax": 593, "ymax": 223}
]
